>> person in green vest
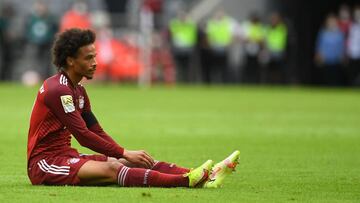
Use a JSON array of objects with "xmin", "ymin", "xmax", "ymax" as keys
[
  {"xmin": 241, "ymin": 12, "xmax": 266, "ymax": 84},
  {"xmin": 168, "ymin": 10, "xmax": 197, "ymax": 83},
  {"xmin": 24, "ymin": 1, "xmax": 58, "ymax": 79},
  {"xmin": 205, "ymin": 9, "xmax": 234, "ymax": 83},
  {"xmin": 264, "ymin": 12, "xmax": 288, "ymax": 84}
]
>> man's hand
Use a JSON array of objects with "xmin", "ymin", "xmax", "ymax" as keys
[{"xmin": 122, "ymin": 149, "xmax": 155, "ymax": 169}]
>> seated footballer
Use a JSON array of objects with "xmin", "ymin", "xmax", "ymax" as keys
[{"xmin": 27, "ymin": 28, "xmax": 240, "ymax": 188}]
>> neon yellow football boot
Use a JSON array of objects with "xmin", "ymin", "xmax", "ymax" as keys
[
  {"xmin": 204, "ymin": 150, "xmax": 240, "ymax": 188},
  {"xmin": 185, "ymin": 160, "xmax": 213, "ymax": 187}
]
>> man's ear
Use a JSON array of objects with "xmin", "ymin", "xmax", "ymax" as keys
[{"xmin": 66, "ymin": 57, "xmax": 74, "ymax": 67}]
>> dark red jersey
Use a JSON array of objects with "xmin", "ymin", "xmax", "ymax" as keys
[{"xmin": 27, "ymin": 72, "xmax": 124, "ymax": 164}]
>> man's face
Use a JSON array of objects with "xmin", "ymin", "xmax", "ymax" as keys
[{"xmin": 71, "ymin": 44, "xmax": 97, "ymax": 80}]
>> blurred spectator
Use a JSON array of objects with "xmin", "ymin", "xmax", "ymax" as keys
[
  {"xmin": 241, "ymin": 12, "xmax": 266, "ymax": 84},
  {"xmin": 0, "ymin": 2, "xmax": 15, "ymax": 81},
  {"xmin": 347, "ymin": 6, "xmax": 360, "ymax": 86},
  {"xmin": 338, "ymin": 4, "xmax": 352, "ymax": 39},
  {"xmin": 91, "ymin": 9, "xmax": 142, "ymax": 82},
  {"xmin": 95, "ymin": 28, "xmax": 142, "ymax": 81},
  {"xmin": 168, "ymin": 10, "xmax": 197, "ymax": 83},
  {"xmin": 263, "ymin": 12, "xmax": 288, "ymax": 84},
  {"xmin": 205, "ymin": 9, "xmax": 235, "ymax": 83},
  {"xmin": 151, "ymin": 32, "xmax": 175, "ymax": 84},
  {"xmin": 60, "ymin": 0, "xmax": 91, "ymax": 32},
  {"xmin": 143, "ymin": 0, "xmax": 164, "ymax": 30},
  {"xmin": 315, "ymin": 14, "xmax": 345, "ymax": 86},
  {"xmin": 198, "ymin": 22, "xmax": 211, "ymax": 84},
  {"xmin": 92, "ymin": 10, "xmax": 141, "ymax": 83},
  {"xmin": 24, "ymin": 0, "xmax": 57, "ymax": 79},
  {"xmin": 94, "ymin": 26, "xmax": 115, "ymax": 80}
]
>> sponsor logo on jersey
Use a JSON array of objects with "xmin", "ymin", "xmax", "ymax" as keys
[
  {"xmin": 79, "ymin": 96, "xmax": 84, "ymax": 109},
  {"xmin": 67, "ymin": 158, "xmax": 80, "ymax": 164},
  {"xmin": 60, "ymin": 95, "xmax": 75, "ymax": 113}
]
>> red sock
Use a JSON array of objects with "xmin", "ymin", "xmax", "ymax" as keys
[
  {"xmin": 151, "ymin": 161, "xmax": 190, "ymax": 174},
  {"xmin": 117, "ymin": 166, "xmax": 189, "ymax": 187}
]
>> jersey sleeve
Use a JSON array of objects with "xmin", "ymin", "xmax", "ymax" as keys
[
  {"xmin": 82, "ymin": 87, "xmax": 120, "ymax": 146},
  {"xmin": 82, "ymin": 86, "xmax": 92, "ymax": 112},
  {"xmin": 89, "ymin": 123, "xmax": 120, "ymax": 146},
  {"xmin": 44, "ymin": 86, "xmax": 124, "ymax": 158}
]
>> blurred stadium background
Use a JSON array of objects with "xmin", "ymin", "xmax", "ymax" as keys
[
  {"xmin": 1, "ymin": 0, "xmax": 359, "ymax": 87},
  {"xmin": 1, "ymin": 1, "xmax": 360, "ymax": 202}
]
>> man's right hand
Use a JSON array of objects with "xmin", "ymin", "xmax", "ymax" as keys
[{"xmin": 122, "ymin": 149, "xmax": 155, "ymax": 169}]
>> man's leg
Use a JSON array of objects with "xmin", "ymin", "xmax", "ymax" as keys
[
  {"xmin": 151, "ymin": 161, "xmax": 190, "ymax": 174},
  {"xmin": 112, "ymin": 157, "xmax": 190, "ymax": 175},
  {"xmin": 77, "ymin": 160, "xmax": 211, "ymax": 187},
  {"xmin": 76, "ymin": 160, "xmax": 119, "ymax": 185}
]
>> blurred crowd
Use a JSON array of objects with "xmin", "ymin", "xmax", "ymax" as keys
[
  {"xmin": 167, "ymin": 9, "xmax": 289, "ymax": 85},
  {"xmin": 0, "ymin": 0, "xmax": 114, "ymax": 84},
  {"xmin": 0, "ymin": 0, "xmax": 359, "ymax": 87},
  {"xmin": 315, "ymin": 4, "xmax": 360, "ymax": 86}
]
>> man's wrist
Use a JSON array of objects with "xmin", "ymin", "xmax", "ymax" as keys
[{"xmin": 122, "ymin": 149, "xmax": 128, "ymax": 159}]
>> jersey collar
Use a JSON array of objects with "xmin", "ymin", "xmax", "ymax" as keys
[{"xmin": 59, "ymin": 70, "xmax": 76, "ymax": 88}]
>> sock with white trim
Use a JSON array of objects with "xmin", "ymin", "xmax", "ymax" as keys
[
  {"xmin": 116, "ymin": 165, "xmax": 189, "ymax": 187},
  {"xmin": 151, "ymin": 161, "xmax": 190, "ymax": 174}
]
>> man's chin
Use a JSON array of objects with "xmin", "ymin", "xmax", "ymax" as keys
[{"xmin": 84, "ymin": 75, "xmax": 93, "ymax": 80}]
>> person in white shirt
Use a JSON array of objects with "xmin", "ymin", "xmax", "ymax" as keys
[{"xmin": 347, "ymin": 6, "xmax": 360, "ymax": 86}]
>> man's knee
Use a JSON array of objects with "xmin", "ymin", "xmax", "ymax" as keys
[
  {"xmin": 107, "ymin": 161, "xmax": 123, "ymax": 171},
  {"xmin": 107, "ymin": 157, "xmax": 118, "ymax": 162},
  {"xmin": 78, "ymin": 160, "xmax": 125, "ymax": 184},
  {"xmin": 106, "ymin": 161, "xmax": 124, "ymax": 179},
  {"xmin": 107, "ymin": 157, "xmax": 134, "ymax": 168}
]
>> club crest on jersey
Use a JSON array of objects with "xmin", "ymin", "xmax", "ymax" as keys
[
  {"xmin": 60, "ymin": 95, "xmax": 75, "ymax": 113},
  {"xmin": 67, "ymin": 158, "xmax": 80, "ymax": 164},
  {"xmin": 79, "ymin": 96, "xmax": 84, "ymax": 109}
]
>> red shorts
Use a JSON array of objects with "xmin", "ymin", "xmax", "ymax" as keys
[{"xmin": 28, "ymin": 154, "xmax": 108, "ymax": 185}]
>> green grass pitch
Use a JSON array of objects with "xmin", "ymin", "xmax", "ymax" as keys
[{"xmin": 0, "ymin": 83, "xmax": 359, "ymax": 202}]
